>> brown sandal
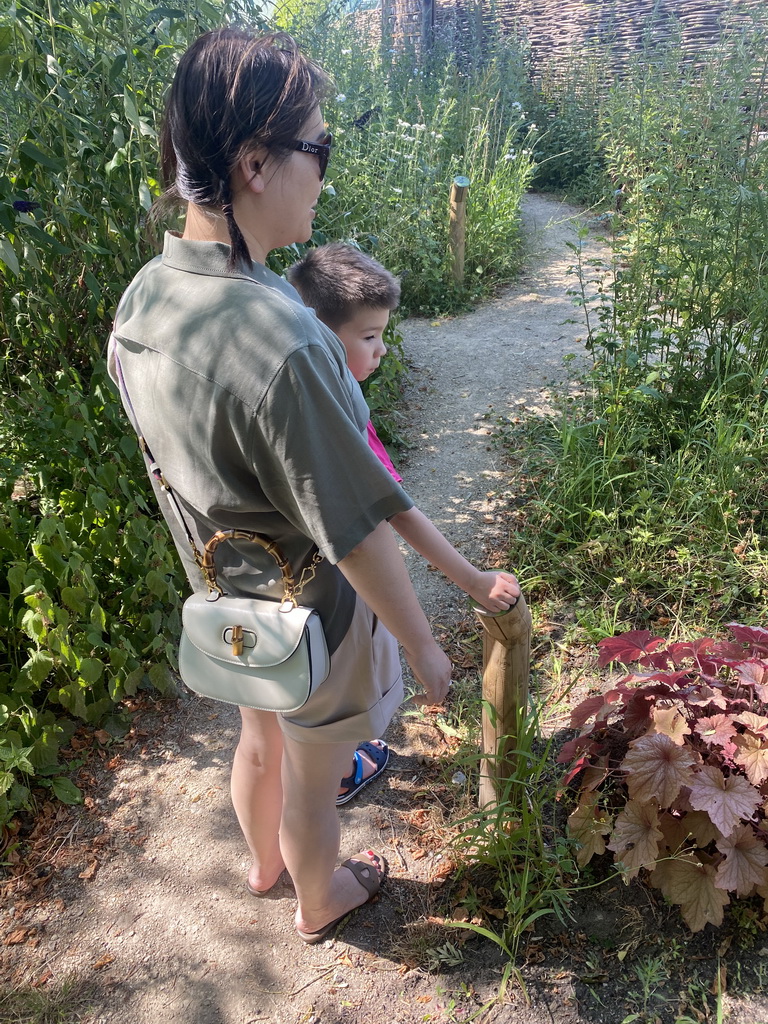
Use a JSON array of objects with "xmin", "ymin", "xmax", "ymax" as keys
[{"xmin": 295, "ymin": 850, "xmax": 387, "ymax": 944}]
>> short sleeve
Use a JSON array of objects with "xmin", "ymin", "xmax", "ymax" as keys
[{"xmin": 253, "ymin": 343, "xmax": 413, "ymax": 563}]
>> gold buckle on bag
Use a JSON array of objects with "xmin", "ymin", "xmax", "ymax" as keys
[{"xmin": 231, "ymin": 624, "xmax": 244, "ymax": 656}]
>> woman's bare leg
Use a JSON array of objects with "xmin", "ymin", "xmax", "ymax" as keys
[
  {"xmin": 280, "ymin": 735, "xmax": 382, "ymax": 934},
  {"xmin": 231, "ymin": 707, "xmax": 285, "ymax": 893}
]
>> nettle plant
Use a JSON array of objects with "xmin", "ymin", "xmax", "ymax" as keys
[{"xmin": 562, "ymin": 626, "xmax": 768, "ymax": 932}]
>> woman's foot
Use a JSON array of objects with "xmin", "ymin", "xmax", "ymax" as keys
[
  {"xmin": 294, "ymin": 849, "xmax": 387, "ymax": 943},
  {"xmin": 247, "ymin": 857, "xmax": 287, "ymax": 897},
  {"xmin": 336, "ymin": 740, "xmax": 389, "ymax": 805}
]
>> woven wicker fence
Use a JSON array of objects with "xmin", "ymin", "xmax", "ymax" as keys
[{"xmin": 370, "ymin": 0, "xmax": 768, "ymax": 73}]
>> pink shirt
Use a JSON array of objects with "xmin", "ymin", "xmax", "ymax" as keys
[{"xmin": 366, "ymin": 420, "xmax": 402, "ymax": 483}]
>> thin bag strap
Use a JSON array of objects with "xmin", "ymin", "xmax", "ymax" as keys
[{"xmin": 112, "ymin": 341, "xmax": 201, "ymax": 559}]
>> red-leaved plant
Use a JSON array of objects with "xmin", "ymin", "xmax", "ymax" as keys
[{"xmin": 561, "ymin": 624, "xmax": 768, "ymax": 932}]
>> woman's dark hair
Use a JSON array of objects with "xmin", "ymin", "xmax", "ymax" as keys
[{"xmin": 159, "ymin": 28, "xmax": 330, "ymax": 270}]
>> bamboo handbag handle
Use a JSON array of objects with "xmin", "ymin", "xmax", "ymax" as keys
[{"xmin": 200, "ymin": 529, "xmax": 294, "ymax": 597}]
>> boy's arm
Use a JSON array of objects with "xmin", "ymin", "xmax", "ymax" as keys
[{"xmin": 388, "ymin": 506, "xmax": 520, "ymax": 613}]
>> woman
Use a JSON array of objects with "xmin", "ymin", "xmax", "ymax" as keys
[{"xmin": 108, "ymin": 27, "xmax": 454, "ymax": 943}]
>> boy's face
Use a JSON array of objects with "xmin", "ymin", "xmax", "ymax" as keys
[{"xmin": 334, "ymin": 307, "xmax": 390, "ymax": 382}]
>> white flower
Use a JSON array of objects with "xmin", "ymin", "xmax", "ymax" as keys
[
  {"xmin": 392, "ymin": 187, "xmax": 402, "ymax": 193},
  {"xmin": 396, "ymin": 118, "xmax": 411, "ymax": 128},
  {"xmin": 529, "ymin": 123, "xmax": 537, "ymax": 131},
  {"xmin": 505, "ymin": 151, "xmax": 516, "ymax": 161},
  {"xmin": 336, "ymin": 94, "xmax": 346, "ymax": 103},
  {"xmin": 341, "ymin": 49, "xmax": 352, "ymax": 55},
  {"xmin": 511, "ymin": 101, "xmax": 522, "ymax": 111}
]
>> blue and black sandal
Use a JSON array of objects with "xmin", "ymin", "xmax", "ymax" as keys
[{"xmin": 336, "ymin": 740, "xmax": 390, "ymax": 806}]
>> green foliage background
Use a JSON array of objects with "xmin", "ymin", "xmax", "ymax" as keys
[{"xmin": 505, "ymin": 27, "xmax": 768, "ymax": 635}]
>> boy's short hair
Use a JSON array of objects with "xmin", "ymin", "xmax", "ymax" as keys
[{"xmin": 287, "ymin": 242, "xmax": 400, "ymax": 330}]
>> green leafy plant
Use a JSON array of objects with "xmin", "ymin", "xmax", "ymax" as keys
[
  {"xmin": 0, "ymin": 362, "xmax": 184, "ymax": 824},
  {"xmin": 563, "ymin": 625, "xmax": 768, "ymax": 932}
]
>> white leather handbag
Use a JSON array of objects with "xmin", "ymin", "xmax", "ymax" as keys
[{"xmin": 178, "ymin": 529, "xmax": 330, "ymax": 712}]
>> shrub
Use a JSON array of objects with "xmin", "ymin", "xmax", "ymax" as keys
[
  {"xmin": 0, "ymin": 363, "xmax": 184, "ymax": 824},
  {"xmin": 562, "ymin": 626, "xmax": 768, "ymax": 932}
]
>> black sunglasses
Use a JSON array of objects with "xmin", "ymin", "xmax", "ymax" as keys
[{"xmin": 293, "ymin": 132, "xmax": 333, "ymax": 180}]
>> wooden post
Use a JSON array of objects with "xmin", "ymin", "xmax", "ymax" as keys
[
  {"xmin": 449, "ymin": 175, "xmax": 470, "ymax": 286},
  {"xmin": 473, "ymin": 595, "xmax": 532, "ymax": 809},
  {"xmin": 421, "ymin": 0, "xmax": 434, "ymax": 55}
]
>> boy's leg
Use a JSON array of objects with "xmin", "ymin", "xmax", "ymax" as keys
[
  {"xmin": 280, "ymin": 734, "xmax": 383, "ymax": 934},
  {"xmin": 231, "ymin": 707, "xmax": 286, "ymax": 893}
]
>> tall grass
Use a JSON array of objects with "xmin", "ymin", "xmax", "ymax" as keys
[
  {"xmin": 506, "ymin": 29, "xmax": 768, "ymax": 629},
  {"xmin": 285, "ymin": 15, "xmax": 535, "ymax": 312}
]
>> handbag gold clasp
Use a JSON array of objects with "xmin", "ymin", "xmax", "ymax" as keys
[{"xmin": 231, "ymin": 624, "xmax": 244, "ymax": 656}]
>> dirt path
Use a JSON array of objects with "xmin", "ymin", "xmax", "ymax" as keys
[
  {"xmin": 4, "ymin": 193, "xmax": 603, "ymax": 1024},
  {"xmin": 397, "ymin": 192, "xmax": 594, "ymax": 623}
]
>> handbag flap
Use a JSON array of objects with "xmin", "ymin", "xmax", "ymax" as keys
[{"xmin": 182, "ymin": 592, "xmax": 317, "ymax": 668}]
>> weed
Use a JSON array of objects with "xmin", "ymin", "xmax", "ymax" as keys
[
  {"xmin": 0, "ymin": 974, "xmax": 95, "ymax": 1024},
  {"xmin": 446, "ymin": 701, "xmax": 579, "ymax": 962}
]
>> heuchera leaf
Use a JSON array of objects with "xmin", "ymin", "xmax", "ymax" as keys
[
  {"xmin": 659, "ymin": 811, "xmax": 695, "ymax": 854},
  {"xmin": 727, "ymin": 623, "xmax": 768, "ymax": 654},
  {"xmin": 621, "ymin": 734, "xmax": 699, "ymax": 807},
  {"xmin": 684, "ymin": 810, "xmax": 723, "ymax": 848},
  {"xmin": 687, "ymin": 684, "xmax": 729, "ymax": 710},
  {"xmin": 607, "ymin": 799, "xmax": 663, "ymax": 877},
  {"xmin": 666, "ymin": 639, "xmax": 717, "ymax": 664},
  {"xmin": 688, "ymin": 765, "xmax": 761, "ymax": 836},
  {"xmin": 650, "ymin": 855, "xmax": 729, "ymax": 932},
  {"xmin": 568, "ymin": 795, "xmax": 612, "ymax": 868},
  {"xmin": 651, "ymin": 704, "xmax": 691, "ymax": 745},
  {"xmin": 568, "ymin": 691, "xmax": 620, "ymax": 729},
  {"xmin": 694, "ymin": 714, "xmax": 737, "ymax": 748},
  {"xmin": 623, "ymin": 688, "xmax": 669, "ymax": 735},
  {"xmin": 597, "ymin": 631, "xmax": 665, "ymax": 668},
  {"xmin": 579, "ymin": 760, "xmax": 610, "ymax": 793},
  {"xmin": 715, "ymin": 823, "xmax": 768, "ymax": 895},
  {"xmin": 624, "ymin": 668, "xmax": 693, "ymax": 686},
  {"xmin": 700, "ymin": 642, "xmax": 753, "ymax": 676},
  {"xmin": 736, "ymin": 661, "xmax": 768, "ymax": 702},
  {"xmin": 734, "ymin": 712, "xmax": 768, "ymax": 735},
  {"xmin": 658, "ymin": 810, "xmax": 721, "ymax": 853},
  {"xmin": 733, "ymin": 733, "xmax": 768, "ymax": 788}
]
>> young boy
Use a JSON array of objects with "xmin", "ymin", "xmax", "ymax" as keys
[
  {"xmin": 287, "ymin": 244, "xmax": 520, "ymax": 631},
  {"xmin": 289, "ymin": 244, "xmax": 520, "ymax": 805}
]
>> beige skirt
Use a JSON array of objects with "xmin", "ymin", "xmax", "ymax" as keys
[{"xmin": 279, "ymin": 595, "xmax": 403, "ymax": 744}]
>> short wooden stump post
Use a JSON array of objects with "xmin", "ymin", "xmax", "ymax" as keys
[
  {"xmin": 449, "ymin": 175, "xmax": 470, "ymax": 286},
  {"xmin": 473, "ymin": 595, "xmax": 532, "ymax": 809}
]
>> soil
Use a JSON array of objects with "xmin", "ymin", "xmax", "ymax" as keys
[{"xmin": 4, "ymin": 193, "xmax": 768, "ymax": 1024}]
